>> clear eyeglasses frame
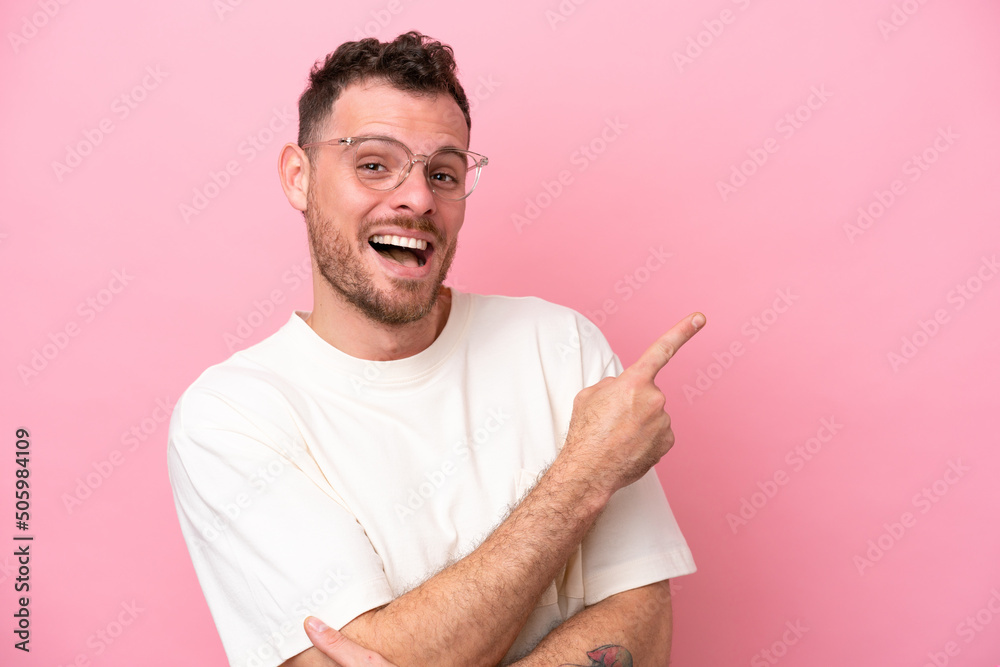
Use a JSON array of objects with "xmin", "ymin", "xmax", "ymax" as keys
[{"xmin": 300, "ymin": 135, "xmax": 489, "ymax": 201}]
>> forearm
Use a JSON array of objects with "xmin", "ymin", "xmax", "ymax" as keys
[
  {"xmin": 510, "ymin": 580, "xmax": 673, "ymax": 667},
  {"xmin": 340, "ymin": 454, "xmax": 613, "ymax": 667}
]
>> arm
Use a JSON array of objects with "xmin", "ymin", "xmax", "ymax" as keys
[
  {"xmin": 300, "ymin": 580, "xmax": 673, "ymax": 667},
  {"xmin": 285, "ymin": 452, "xmax": 614, "ymax": 667},
  {"xmin": 511, "ymin": 580, "xmax": 673, "ymax": 667},
  {"xmin": 284, "ymin": 315, "xmax": 704, "ymax": 667}
]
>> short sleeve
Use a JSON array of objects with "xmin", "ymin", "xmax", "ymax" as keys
[
  {"xmin": 570, "ymin": 312, "xmax": 697, "ymax": 605},
  {"xmin": 580, "ymin": 469, "xmax": 696, "ymax": 605},
  {"xmin": 167, "ymin": 386, "xmax": 394, "ymax": 667},
  {"xmin": 570, "ymin": 310, "xmax": 625, "ymax": 387}
]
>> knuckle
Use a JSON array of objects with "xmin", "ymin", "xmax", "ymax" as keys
[{"xmin": 644, "ymin": 389, "xmax": 665, "ymax": 411}]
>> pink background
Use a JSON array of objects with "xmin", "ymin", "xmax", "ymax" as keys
[{"xmin": 3, "ymin": 0, "xmax": 999, "ymax": 665}]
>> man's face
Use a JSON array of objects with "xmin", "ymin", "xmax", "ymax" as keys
[{"xmin": 304, "ymin": 80, "xmax": 469, "ymax": 325}]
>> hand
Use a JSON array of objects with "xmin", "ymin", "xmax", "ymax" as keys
[
  {"xmin": 304, "ymin": 616, "xmax": 399, "ymax": 667},
  {"xmin": 559, "ymin": 312, "xmax": 705, "ymax": 497}
]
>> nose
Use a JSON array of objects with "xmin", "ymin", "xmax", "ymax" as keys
[{"xmin": 389, "ymin": 158, "xmax": 437, "ymax": 216}]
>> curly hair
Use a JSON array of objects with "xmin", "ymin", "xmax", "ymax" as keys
[{"xmin": 297, "ymin": 31, "xmax": 471, "ymax": 148}]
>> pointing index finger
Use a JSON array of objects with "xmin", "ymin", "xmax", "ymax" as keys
[{"xmin": 627, "ymin": 312, "xmax": 706, "ymax": 381}]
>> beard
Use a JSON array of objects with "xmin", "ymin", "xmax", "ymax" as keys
[{"xmin": 304, "ymin": 189, "xmax": 458, "ymax": 326}]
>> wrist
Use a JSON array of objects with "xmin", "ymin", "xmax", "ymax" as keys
[{"xmin": 542, "ymin": 451, "xmax": 615, "ymax": 518}]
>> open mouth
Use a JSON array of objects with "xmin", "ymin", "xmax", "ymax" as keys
[{"xmin": 368, "ymin": 234, "xmax": 431, "ymax": 268}]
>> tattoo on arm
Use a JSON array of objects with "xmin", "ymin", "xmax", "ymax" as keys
[{"xmin": 560, "ymin": 644, "xmax": 633, "ymax": 667}]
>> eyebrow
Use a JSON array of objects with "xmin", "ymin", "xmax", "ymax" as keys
[{"xmin": 350, "ymin": 129, "xmax": 468, "ymax": 152}]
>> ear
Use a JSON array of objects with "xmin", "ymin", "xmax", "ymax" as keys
[{"xmin": 278, "ymin": 142, "xmax": 310, "ymax": 212}]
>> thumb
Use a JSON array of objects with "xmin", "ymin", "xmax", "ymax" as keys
[
  {"xmin": 304, "ymin": 617, "xmax": 396, "ymax": 666},
  {"xmin": 304, "ymin": 616, "xmax": 351, "ymax": 658}
]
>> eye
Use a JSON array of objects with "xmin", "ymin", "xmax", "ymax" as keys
[
  {"xmin": 429, "ymin": 170, "xmax": 458, "ymax": 183},
  {"xmin": 359, "ymin": 161, "xmax": 388, "ymax": 173},
  {"xmin": 427, "ymin": 151, "xmax": 469, "ymax": 188}
]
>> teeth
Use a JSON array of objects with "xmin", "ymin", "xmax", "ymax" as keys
[{"xmin": 371, "ymin": 234, "xmax": 428, "ymax": 251}]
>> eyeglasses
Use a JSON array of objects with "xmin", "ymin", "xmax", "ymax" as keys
[{"xmin": 301, "ymin": 136, "xmax": 489, "ymax": 201}]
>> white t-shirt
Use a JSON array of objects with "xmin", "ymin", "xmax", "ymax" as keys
[{"xmin": 167, "ymin": 289, "xmax": 696, "ymax": 667}]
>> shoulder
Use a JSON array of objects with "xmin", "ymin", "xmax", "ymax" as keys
[
  {"xmin": 169, "ymin": 315, "xmax": 304, "ymax": 443},
  {"xmin": 462, "ymin": 291, "xmax": 595, "ymax": 333},
  {"xmin": 458, "ymin": 291, "xmax": 620, "ymax": 378}
]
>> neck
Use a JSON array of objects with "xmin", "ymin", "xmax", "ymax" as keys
[{"xmin": 305, "ymin": 285, "xmax": 453, "ymax": 361}]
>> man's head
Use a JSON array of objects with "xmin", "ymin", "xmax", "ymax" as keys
[
  {"xmin": 279, "ymin": 32, "xmax": 479, "ymax": 329},
  {"xmin": 297, "ymin": 31, "xmax": 472, "ymax": 150}
]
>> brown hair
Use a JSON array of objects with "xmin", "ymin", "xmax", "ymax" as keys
[{"xmin": 297, "ymin": 31, "xmax": 471, "ymax": 148}]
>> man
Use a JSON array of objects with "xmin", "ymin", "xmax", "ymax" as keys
[{"xmin": 167, "ymin": 32, "xmax": 704, "ymax": 667}]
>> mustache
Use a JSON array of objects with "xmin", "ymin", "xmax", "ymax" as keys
[{"xmin": 359, "ymin": 215, "xmax": 444, "ymax": 246}]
